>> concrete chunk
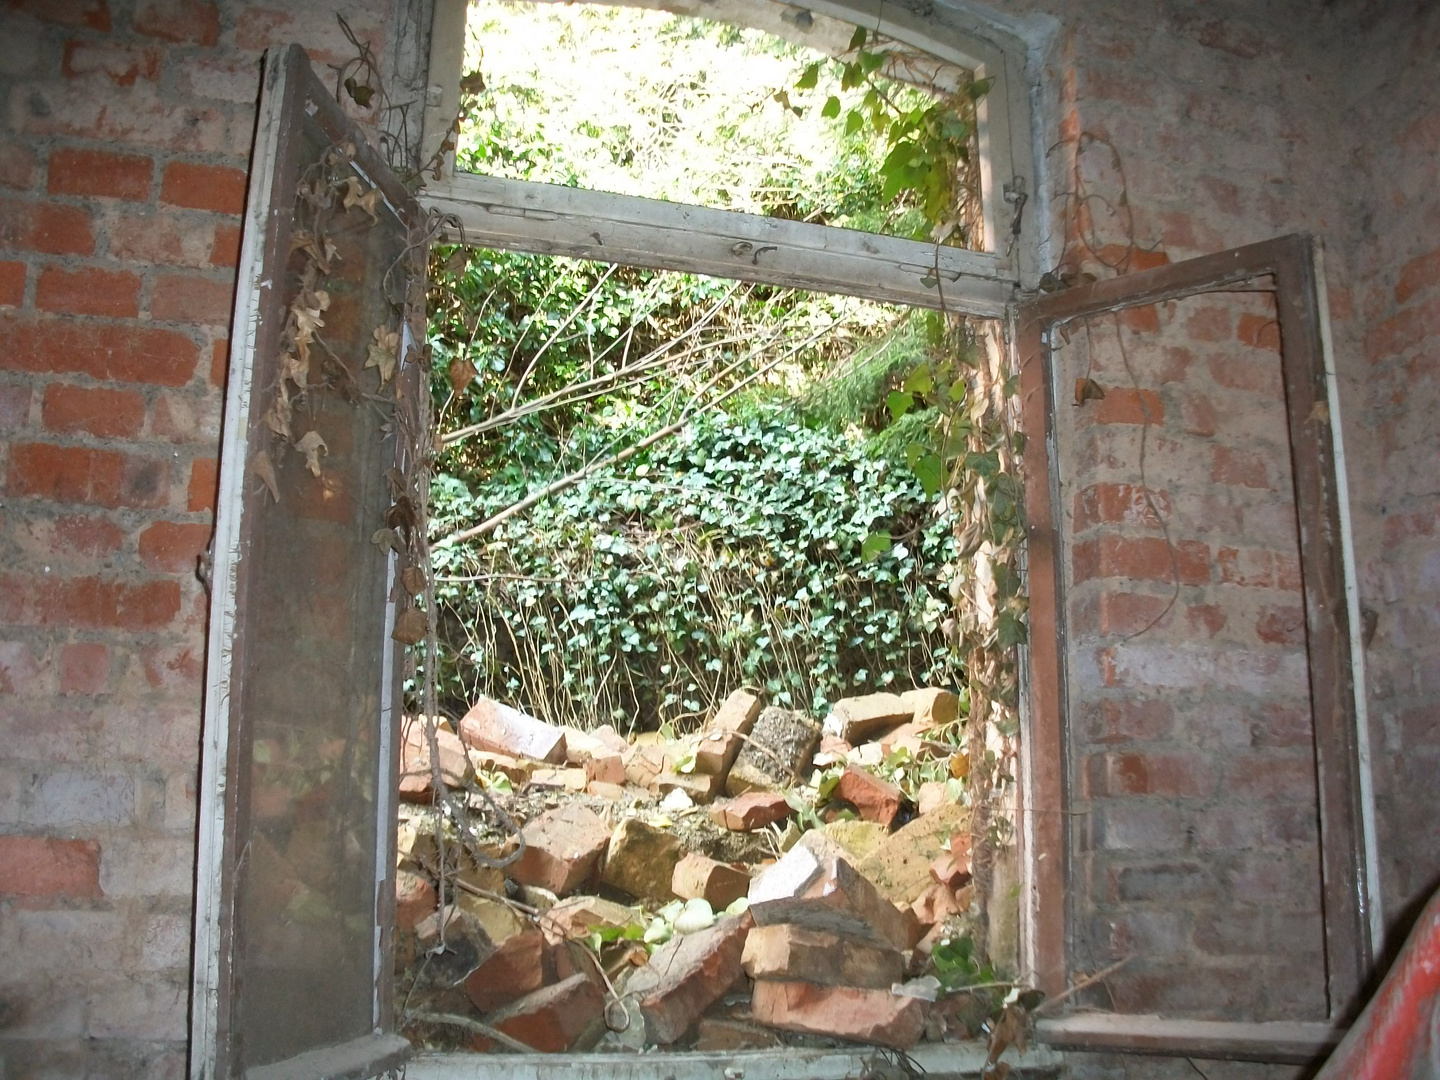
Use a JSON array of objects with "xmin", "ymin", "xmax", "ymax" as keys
[
  {"xmin": 460, "ymin": 697, "xmax": 566, "ymax": 764},
  {"xmin": 749, "ymin": 831, "xmax": 910, "ymax": 951},
  {"xmin": 510, "ymin": 803, "xmax": 610, "ymax": 896},
  {"xmin": 741, "ymin": 923, "xmax": 904, "ymax": 989},
  {"xmin": 672, "ymin": 852, "xmax": 751, "ymax": 910},
  {"xmin": 625, "ymin": 912, "xmax": 752, "ymax": 1045},
  {"xmin": 600, "ymin": 818, "xmax": 683, "ymax": 902},
  {"xmin": 822, "ymin": 693, "xmax": 912, "ymax": 744},
  {"xmin": 856, "ymin": 800, "xmax": 970, "ymax": 904},
  {"xmin": 694, "ymin": 689, "xmax": 764, "ymax": 776},
  {"xmin": 751, "ymin": 980, "xmax": 928, "ymax": 1049},
  {"xmin": 726, "ymin": 707, "xmax": 819, "ymax": 796}
]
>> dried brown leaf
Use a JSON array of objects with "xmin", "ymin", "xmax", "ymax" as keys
[
  {"xmin": 294, "ymin": 430, "xmax": 328, "ymax": 477},
  {"xmin": 264, "ymin": 387, "xmax": 293, "ymax": 440},
  {"xmin": 342, "ymin": 175, "xmax": 381, "ymax": 224},
  {"xmin": 1073, "ymin": 377, "xmax": 1106, "ymax": 406},
  {"xmin": 448, "ymin": 358, "xmax": 477, "ymax": 396},
  {"xmin": 401, "ymin": 566, "xmax": 427, "ymax": 596},
  {"xmin": 251, "ymin": 450, "xmax": 280, "ymax": 503},
  {"xmin": 392, "ymin": 606, "xmax": 428, "ymax": 645},
  {"xmin": 371, "ymin": 528, "xmax": 403, "ymax": 555},
  {"xmin": 366, "ymin": 324, "xmax": 400, "ymax": 385}
]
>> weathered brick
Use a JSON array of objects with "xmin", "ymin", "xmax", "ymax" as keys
[
  {"xmin": 36, "ymin": 266, "xmax": 141, "ymax": 318},
  {"xmin": 1209, "ymin": 354, "xmax": 1284, "ymax": 395},
  {"xmin": 0, "ymin": 573, "xmax": 181, "ymax": 631},
  {"xmin": 627, "ymin": 912, "xmax": 751, "ymax": 1044},
  {"xmin": 823, "ymin": 692, "xmax": 911, "ymax": 744},
  {"xmin": 53, "ymin": 513, "xmax": 125, "ymax": 557},
  {"xmin": 59, "ymin": 641, "xmax": 109, "ymax": 695},
  {"xmin": 0, "ymin": 259, "xmax": 26, "ymax": 306},
  {"xmin": 1255, "ymin": 604, "xmax": 1305, "ymax": 646},
  {"xmin": 23, "ymin": 770, "xmax": 136, "ymax": 827},
  {"xmin": 209, "ymin": 222, "xmax": 241, "ymax": 266},
  {"xmin": 469, "ymin": 974, "xmax": 606, "ymax": 1052},
  {"xmin": 1072, "ymin": 535, "xmax": 1210, "ymax": 585},
  {"xmin": 833, "ymin": 766, "xmax": 905, "ymax": 827},
  {"xmin": 1395, "ymin": 247, "xmax": 1440, "ymax": 305},
  {"xmin": 1074, "ymin": 482, "xmax": 1170, "ymax": 531},
  {"xmin": 42, "ymin": 383, "xmax": 146, "ymax": 438},
  {"xmin": 149, "ymin": 271, "xmax": 234, "ymax": 326},
  {"xmin": 742, "ymin": 923, "xmax": 903, "ymax": 989},
  {"xmin": 159, "ymin": 161, "xmax": 247, "ymax": 214},
  {"xmin": 11, "ymin": 0, "xmax": 111, "ymax": 30},
  {"xmin": 0, "ymin": 835, "xmax": 103, "ymax": 899},
  {"xmin": 47, "ymin": 148, "xmax": 153, "ymax": 200},
  {"xmin": 751, "ymin": 981, "xmax": 927, "ymax": 1049},
  {"xmin": 108, "ymin": 210, "xmax": 218, "ymax": 267},
  {"xmin": 0, "ymin": 315, "xmax": 199, "ymax": 385},
  {"xmin": 0, "ymin": 139, "xmax": 39, "ymax": 190},
  {"xmin": 672, "ymin": 852, "xmax": 750, "ymax": 910},
  {"xmin": 459, "ymin": 696, "xmax": 566, "ymax": 763},
  {"xmin": 1079, "ymin": 590, "xmax": 1172, "ymax": 637},
  {"xmin": 138, "ymin": 521, "xmax": 210, "ymax": 574},
  {"xmin": 1095, "ymin": 752, "xmax": 1215, "ymax": 798},
  {"xmin": 1236, "ymin": 312, "xmax": 1280, "ymax": 350},
  {"xmin": 1091, "ymin": 387, "xmax": 1164, "ymax": 426},
  {"xmin": 693, "ymin": 688, "xmax": 762, "ymax": 776},
  {"xmin": 61, "ymin": 40, "xmax": 162, "ymax": 85},
  {"xmin": 185, "ymin": 457, "xmax": 216, "ymax": 512},
  {"xmin": 463, "ymin": 927, "xmax": 545, "ymax": 1013},
  {"xmin": 6, "ymin": 443, "xmax": 169, "ymax": 508},
  {"xmin": 0, "ymin": 198, "xmax": 95, "ymax": 255},
  {"xmin": 132, "ymin": 0, "xmax": 220, "ymax": 46},
  {"xmin": 510, "ymin": 803, "xmax": 609, "ymax": 896},
  {"xmin": 0, "ymin": 639, "xmax": 50, "ymax": 696},
  {"xmin": 600, "ymin": 817, "xmax": 682, "ymax": 903},
  {"xmin": 709, "ymin": 790, "xmax": 792, "ymax": 831},
  {"xmin": 1211, "ymin": 445, "xmax": 1271, "ymax": 489},
  {"xmin": 1112, "ymin": 861, "xmax": 1217, "ymax": 903}
]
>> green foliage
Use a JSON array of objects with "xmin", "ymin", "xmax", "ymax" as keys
[
  {"xmin": 429, "ymin": 408, "xmax": 959, "ymax": 730},
  {"xmin": 931, "ymin": 933, "xmax": 997, "ymax": 991}
]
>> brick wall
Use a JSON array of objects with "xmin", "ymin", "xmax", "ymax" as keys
[{"xmin": 0, "ymin": 1, "xmax": 402, "ymax": 1074}]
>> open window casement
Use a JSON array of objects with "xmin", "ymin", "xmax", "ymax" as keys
[
  {"xmin": 191, "ymin": 44, "xmax": 427, "ymax": 1080},
  {"xmin": 1014, "ymin": 236, "xmax": 1374, "ymax": 1062}
]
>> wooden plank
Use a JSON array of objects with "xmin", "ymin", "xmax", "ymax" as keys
[
  {"xmin": 420, "ymin": 173, "xmax": 1016, "ymax": 314},
  {"xmin": 1036, "ymin": 1016, "xmax": 1344, "ymax": 1065},
  {"xmin": 418, "ymin": 0, "xmax": 467, "ymax": 179}
]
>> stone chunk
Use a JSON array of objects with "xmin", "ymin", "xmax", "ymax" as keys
[
  {"xmin": 460, "ymin": 697, "xmax": 567, "ymax": 764},
  {"xmin": 586, "ymin": 780, "xmax": 627, "ymax": 800},
  {"xmin": 916, "ymin": 781, "xmax": 951, "ymax": 816},
  {"xmin": 695, "ymin": 1017, "xmax": 784, "ymax": 1051},
  {"xmin": 900, "ymin": 687, "xmax": 959, "ymax": 728},
  {"xmin": 463, "ymin": 927, "xmax": 546, "ymax": 1013},
  {"xmin": 601, "ymin": 818, "xmax": 683, "ymax": 902},
  {"xmin": 471, "ymin": 973, "xmax": 607, "ymax": 1052},
  {"xmin": 749, "ymin": 831, "xmax": 910, "ymax": 951},
  {"xmin": 694, "ymin": 689, "xmax": 764, "ymax": 776},
  {"xmin": 726, "ymin": 707, "xmax": 819, "ymax": 796},
  {"xmin": 510, "ymin": 803, "xmax": 610, "ymax": 896},
  {"xmin": 741, "ymin": 923, "xmax": 904, "ymax": 989},
  {"xmin": 751, "ymin": 981, "xmax": 928, "ymax": 1049},
  {"xmin": 625, "ymin": 912, "xmax": 752, "ymax": 1045},
  {"xmin": 821, "ymin": 819, "xmax": 888, "ymax": 861},
  {"xmin": 856, "ymin": 799, "xmax": 969, "ymax": 904},
  {"xmin": 834, "ymin": 766, "xmax": 905, "ymax": 828},
  {"xmin": 711, "ymin": 791, "xmax": 793, "ymax": 831},
  {"xmin": 672, "ymin": 852, "xmax": 751, "ymax": 910},
  {"xmin": 823, "ymin": 693, "xmax": 912, "ymax": 744},
  {"xmin": 455, "ymin": 894, "xmax": 527, "ymax": 946},
  {"xmin": 399, "ymin": 721, "xmax": 472, "ymax": 800}
]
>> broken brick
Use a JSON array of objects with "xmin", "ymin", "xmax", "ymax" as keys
[
  {"xmin": 834, "ymin": 765, "xmax": 906, "ymax": 828},
  {"xmin": 528, "ymin": 766, "xmax": 588, "ymax": 792},
  {"xmin": 856, "ymin": 799, "xmax": 969, "ymax": 904},
  {"xmin": 399, "ymin": 720, "xmax": 472, "ymax": 801},
  {"xmin": 623, "ymin": 742, "xmax": 670, "ymax": 789},
  {"xmin": 564, "ymin": 724, "xmax": 628, "ymax": 765},
  {"xmin": 395, "ymin": 869, "xmax": 437, "ymax": 933},
  {"xmin": 695, "ymin": 1016, "xmax": 784, "ymax": 1051},
  {"xmin": 930, "ymin": 848, "xmax": 972, "ymax": 890},
  {"xmin": 751, "ymin": 980, "xmax": 929, "ymax": 1049},
  {"xmin": 726, "ymin": 706, "xmax": 819, "ymax": 795},
  {"xmin": 672, "ymin": 852, "xmax": 751, "ymax": 910},
  {"xmin": 469, "ymin": 973, "xmax": 607, "ymax": 1052},
  {"xmin": 413, "ymin": 905, "xmax": 496, "ymax": 988},
  {"xmin": 900, "ymin": 687, "xmax": 959, "ymax": 728},
  {"xmin": 910, "ymin": 882, "xmax": 963, "ymax": 928},
  {"xmin": 694, "ymin": 688, "xmax": 764, "ymax": 776},
  {"xmin": 460, "ymin": 696, "xmax": 567, "ymax": 763},
  {"xmin": 469, "ymin": 749, "xmax": 534, "ymax": 784},
  {"xmin": 463, "ymin": 927, "xmax": 546, "ymax": 1013},
  {"xmin": 711, "ymin": 791, "xmax": 792, "ymax": 831},
  {"xmin": 823, "ymin": 692, "xmax": 912, "ymax": 744},
  {"xmin": 509, "ymin": 803, "xmax": 610, "ymax": 896},
  {"xmin": 658, "ymin": 766, "xmax": 722, "ymax": 804},
  {"xmin": 749, "ymin": 831, "xmax": 910, "ymax": 951},
  {"xmin": 600, "ymin": 818, "xmax": 683, "ymax": 902},
  {"xmin": 626, "ymin": 912, "xmax": 752, "ymax": 1044},
  {"xmin": 541, "ymin": 894, "xmax": 641, "ymax": 943},
  {"xmin": 584, "ymin": 751, "xmax": 625, "ymax": 785},
  {"xmin": 741, "ymin": 923, "xmax": 904, "ymax": 989}
]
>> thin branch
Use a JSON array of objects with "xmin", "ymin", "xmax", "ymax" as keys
[{"xmin": 408, "ymin": 1011, "xmax": 543, "ymax": 1053}]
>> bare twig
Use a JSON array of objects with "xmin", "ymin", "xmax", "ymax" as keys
[{"xmin": 408, "ymin": 1011, "xmax": 544, "ymax": 1053}]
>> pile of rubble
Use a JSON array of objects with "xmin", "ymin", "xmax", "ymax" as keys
[{"xmin": 395, "ymin": 687, "xmax": 983, "ymax": 1054}]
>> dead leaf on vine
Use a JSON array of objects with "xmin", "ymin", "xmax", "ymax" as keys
[
  {"xmin": 294, "ymin": 430, "xmax": 328, "ymax": 477},
  {"xmin": 448, "ymin": 358, "xmax": 477, "ymax": 396},
  {"xmin": 986, "ymin": 1004, "xmax": 1026, "ymax": 1064},
  {"xmin": 251, "ymin": 450, "xmax": 280, "ymax": 502},
  {"xmin": 387, "ymin": 495, "xmax": 418, "ymax": 543},
  {"xmin": 264, "ymin": 386, "xmax": 293, "ymax": 440},
  {"xmin": 444, "ymin": 248, "xmax": 470, "ymax": 276},
  {"xmin": 342, "ymin": 176, "xmax": 381, "ymax": 224},
  {"xmin": 949, "ymin": 751, "xmax": 970, "ymax": 779},
  {"xmin": 366, "ymin": 324, "xmax": 400, "ymax": 385},
  {"xmin": 1073, "ymin": 377, "xmax": 1106, "ymax": 406},
  {"xmin": 371, "ymin": 527, "xmax": 404, "ymax": 555},
  {"xmin": 401, "ymin": 566, "xmax": 427, "ymax": 596},
  {"xmin": 280, "ymin": 349, "xmax": 309, "ymax": 391},
  {"xmin": 343, "ymin": 76, "xmax": 374, "ymax": 108},
  {"xmin": 392, "ymin": 606, "xmax": 428, "ymax": 645}
]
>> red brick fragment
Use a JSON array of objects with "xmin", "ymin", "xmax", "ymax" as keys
[
  {"xmin": 470, "ymin": 974, "xmax": 606, "ymax": 1052},
  {"xmin": 824, "ymin": 692, "xmax": 911, "ymax": 743},
  {"xmin": 742, "ymin": 923, "xmax": 903, "ymax": 989},
  {"xmin": 834, "ymin": 766, "xmax": 905, "ymax": 827},
  {"xmin": 132, "ymin": 0, "xmax": 220, "ymax": 45},
  {"xmin": 710, "ymin": 791, "xmax": 792, "ymax": 831},
  {"xmin": 398, "ymin": 719, "xmax": 472, "ymax": 801},
  {"xmin": 751, "ymin": 981, "xmax": 928, "ymax": 1049},
  {"xmin": 628, "ymin": 912, "xmax": 752, "ymax": 1044},
  {"xmin": 42, "ymin": 383, "xmax": 144, "ymax": 438},
  {"xmin": 694, "ymin": 688, "xmax": 763, "ymax": 776},
  {"xmin": 395, "ymin": 869, "xmax": 437, "ymax": 932},
  {"xmin": 464, "ymin": 927, "xmax": 546, "ymax": 1013},
  {"xmin": 460, "ymin": 697, "xmax": 566, "ymax": 763},
  {"xmin": 672, "ymin": 852, "xmax": 750, "ymax": 910},
  {"xmin": 510, "ymin": 803, "xmax": 610, "ymax": 896}
]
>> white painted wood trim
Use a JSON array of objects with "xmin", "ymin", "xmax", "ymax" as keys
[
  {"xmin": 421, "ymin": 173, "xmax": 1016, "ymax": 314},
  {"xmin": 189, "ymin": 47, "xmax": 293, "ymax": 1080},
  {"xmin": 1036, "ymin": 1016, "xmax": 1344, "ymax": 1064},
  {"xmin": 407, "ymin": 1043, "xmax": 1064, "ymax": 1080},
  {"xmin": 419, "ymin": 0, "xmax": 467, "ymax": 179}
]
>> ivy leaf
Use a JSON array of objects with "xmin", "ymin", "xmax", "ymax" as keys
[
  {"xmin": 848, "ymin": 24, "xmax": 867, "ymax": 52},
  {"xmin": 912, "ymin": 452, "xmax": 944, "ymax": 497},
  {"xmin": 392, "ymin": 606, "xmax": 427, "ymax": 645},
  {"xmin": 886, "ymin": 389, "xmax": 912, "ymax": 422},
  {"xmin": 796, "ymin": 62, "xmax": 820, "ymax": 90},
  {"xmin": 861, "ymin": 531, "xmax": 892, "ymax": 561},
  {"xmin": 844, "ymin": 110, "xmax": 865, "ymax": 136},
  {"xmin": 967, "ymin": 76, "xmax": 995, "ymax": 101},
  {"xmin": 1074, "ymin": 376, "xmax": 1106, "ymax": 406},
  {"xmin": 821, "ymin": 95, "xmax": 841, "ymax": 119},
  {"xmin": 250, "ymin": 450, "xmax": 280, "ymax": 503},
  {"xmin": 903, "ymin": 363, "xmax": 934, "ymax": 395},
  {"xmin": 996, "ymin": 610, "xmax": 1028, "ymax": 648},
  {"xmin": 343, "ymin": 76, "xmax": 374, "ymax": 108}
]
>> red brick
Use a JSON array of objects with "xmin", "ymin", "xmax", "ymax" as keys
[
  {"xmin": 47, "ymin": 148, "xmax": 152, "ymax": 201},
  {"xmin": 10, "ymin": 0, "xmax": 110, "ymax": 30},
  {"xmin": 1256, "ymin": 604, "xmax": 1305, "ymax": 646},
  {"xmin": 60, "ymin": 641, "xmax": 109, "ymax": 694},
  {"xmin": 138, "ymin": 520, "xmax": 210, "ymax": 573},
  {"xmin": 463, "ymin": 927, "xmax": 545, "ymax": 1013},
  {"xmin": 1072, "ymin": 535, "xmax": 1210, "ymax": 585},
  {"xmin": 710, "ymin": 791, "xmax": 793, "ymax": 831},
  {"xmin": 1098, "ymin": 752, "xmax": 1214, "ymax": 798},
  {"xmin": 1225, "ymin": 753, "xmax": 1317, "ymax": 801},
  {"xmin": 132, "ymin": 0, "xmax": 219, "ymax": 45},
  {"xmin": 671, "ymin": 853, "xmax": 750, "ymax": 910},
  {"xmin": 1184, "ymin": 305, "xmax": 1232, "ymax": 342},
  {"xmin": 1395, "ymin": 248, "xmax": 1440, "ymax": 305},
  {"xmin": 6, "ymin": 442, "xmax": 168, "ymax": 508},
  {"xmin": 1084, "ymin": 699, "xmax": 1174, "ymax": 743},
  {"xmin": 0, "ymin": 141, "xmax": 38, "ymax": 190},
  {"xmin": 1236, "ymin": 313, "xmax": 1281, "ymax": 350},
  {"xmin": 53, "ymin": 513, "xmax": 125, "ymax": 557},
  {"xmin": 0, "ymin": 314, "xmax": 199, "ymax": 385},
  {"xmin": 61, "ymin": 40, "xmax": 162, "ymax": 85},
  {"xmin": 150, "ymin": 272, "xmax": 234, "ymax": 326},
  {"xmin": 469, "ymin": 974, "xmax": 606, "ymax": 1053},
  {"xmin": 833, "ymin": 765, "xmax": 904, "ymax": 827},
  {"xmin": 459, "ymin": 697, "xmax": 567, "ymax": 762},
  {"xmin": 0, "ymin": 260, "xmax": 24, "ymax": 306},
  {"xmin": 0, "ymin": 573, "xmax": 181, "ymax": 630},
  {"xmin": 742, "ymin": 923, "xmax": 902, "ymax": 989},
  {"xmin": 0, "ymin": 836, "xmax": 103, "ymax": 899},
  {"xmin": 108, "ymin": 211, "xmax": 216, "ymax": 267},
  {"xmin": 36, "ymin": 266, "xmax": 141, "ymax": 318},
  {"xmin": 0, "ymin": 198, "xmax": 95, "ymax": 255},
  {"xmin": 0, "ymin": 383, "xmax": 30, "ymax": 427},
  {"xmin": 186, "ymin": 456, "xmax": 217, "ymax": 512},
  {"xmin": 631, "ymin": 913, "xmax": 753, "ymax": 1045},
  {"xmin": 160, "ymin": 162, "xmax": 246, "ymax": 214},
  {"xmin": 1074, "ymin": 482, "xmax": 1170, "ymax": 531},
  {"xmin": 1119, "ymin": 303, "xmax": 1161, "ymax": 333},
  {"xmin": 1211, "ymin": 446, "xmax": 1270, "ymax": 489},
  {"xmin": 210, "ymin": 339, "xmax": 228, "ymax": 388},
  {"xmin": 510, "ymin": 803, "xmax": 609, "ymax": 896},
  {"xmin": 1218, "ymin": 547, "xmax": 1274, "ymax": 587},
  {"xmin": 1180, "ymin": 392, "xmax": 1218, "ymax": 436},
  {"xmin": 1092, "ymin": 387, "xmax": 1164, "ymax": 426},
  {"xmin": 1209, "ymin": 354, "xmax": 1283, "ymax": 394},
  {"xmin": 1081, "ymin": 590, "xmax": 1172, "ymax": 636},
  {"xmin": 752, "ymin": 981, "xmax": 927, "ymax": 1049},
  {"xmin": 42, "ymin": 383, "xmax": 145, "ymax": 438},
  {"xmin": 209, "ymin": 222, "xmax": 241, "ymax": 267},
  {"xmin": 1185, "ymin": 603, "xmax": 1226, "ymax": 637}
]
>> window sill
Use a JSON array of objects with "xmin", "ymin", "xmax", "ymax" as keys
[{"xmin": 1035, "ymin": 1014, "xmax": 1344, "ymax": 1065}]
